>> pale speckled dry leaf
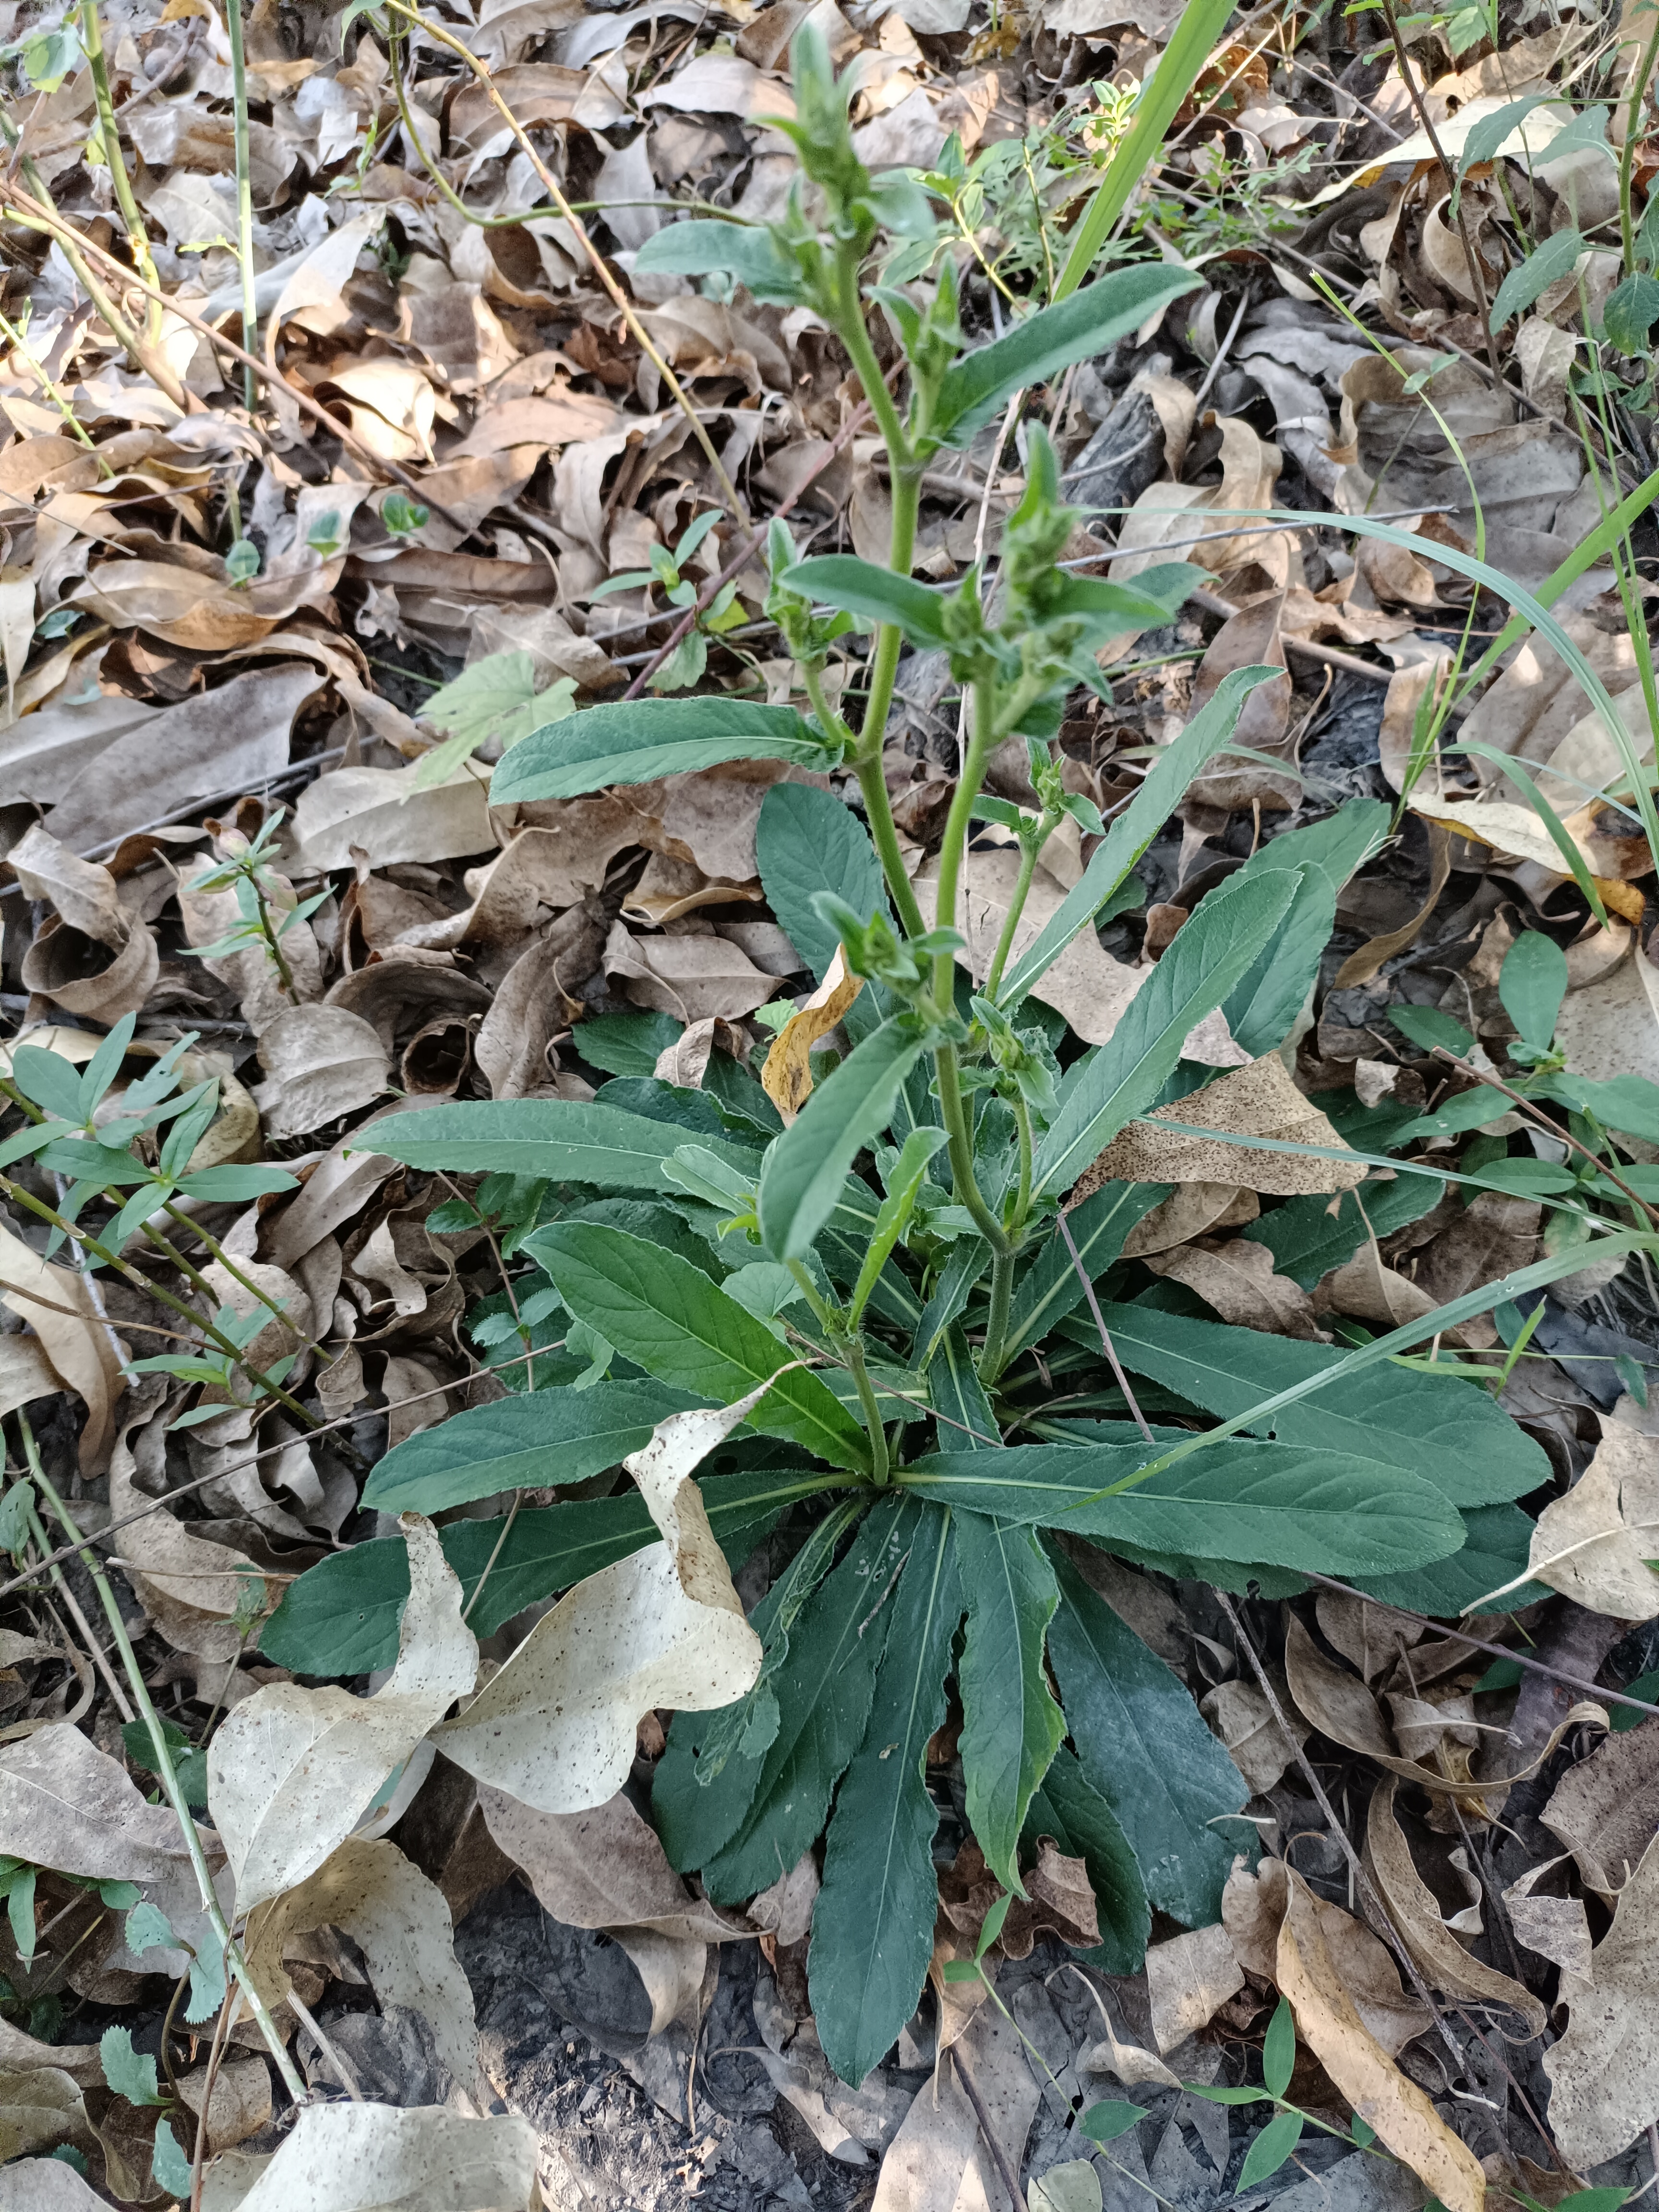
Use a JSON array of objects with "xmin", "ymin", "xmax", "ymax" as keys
[
  {"xmin": 1145, "ymin": 1923, "xmax": 1245, "ymax": 2052},
  {"xmin": 292, "ymin": 761, "xmax": 495, "ymax": 872},
  {"xmin": 475, "ymin": 1783, "xmax": 751, "ymax": 1945},
  {"xmin": 870, "ymin": 2001, "xmax": 1041, "ymax": 2212},
  {"xmin": 251, "ymin": 1006, "xmax": 391, "ymax": 1141},
  {"xmin": 1144, "ymin": 1236, "xmax": 1325, "ymax": 1338},
  {"xmin": 7, "ymin": 824, "xmax": 127, "ymax": 944},
  {"xmin": 1276, "ymin": 1869, "xmax": 1486, "ymax": 2212},
  {"xmin": 1542, "ymin": 1721, "xmax": 1659, "ymax": 1900},
  {"xmin": 0, "ymin": 1721, "xmax": 191, "ymax": 1882},
  {"xmin": 202, "ymin": 2101, "xmax": 538, "ymax": 2212},
  {"xmin": 1364, "ymin": 1778, "xmax": 1545, "ymax": 2039},
  {"xmin": 1083, "ymin": 1055, "xmax": 1365, "ymax": 1196},
  {"xmin": 207, "ymin": 1515, "xmax": 478, "ymax": 1914},
  {"xmin": 0, "ymin": 2021, "xmax": 100, "ymax": 2092},
  {"xmin": 1501, "ymin": 1856, "xmax": 1592, "ymax": 1979},
  {"xmin": 242, "ymin": 1836, "xmax": 480, "ymax": 2098},
  {"xmin": 762, "ymin": 946, "xmax": 862, "ymax": 1123},
  {"xmin": 1199, "ymin": 1676, "xmax": 1306, "ymax": 1794},
  {"xmin": 108, "ymin": 1422, "xmax": 267, "ymax": 1662},
  {"xmin": 0, "ymin": 1332, "xmax": 70, "ymax": 1423},
  {"xmin": 1542, "ymin": 1829, "xmax": 1659, "ymax": 2171},
  {"xmin": 0, "ymin": 1221, "xmax": 125, "ymax": 1470},
  {"xmin": 919, "ymin": 845, "xmax": 1247, "ymax": 1063},
  {"xmin": 1492, "ymin": 1419, "xmax": 1659, "ymax": 1619},
  {"xmin": 1029, "ymin": 2164, "xmax": 1103, "ymax": 2212},
  {"xmin": 0, "ymin": 2156, "xmax": 107, "ymax": 2210},
  {"xmin": 435, "ymin": 1386, "xmax": 766, "ymax": 1813}
]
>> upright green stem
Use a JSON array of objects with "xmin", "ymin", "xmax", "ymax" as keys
[
  {"xmin": 1623, "ymin": 3, "xmax": 1659, "ymax": 270},
  {"xmin": 222, "ymin": 0, "xmax": 258, "ymax": 412},
  {"xmin": 17, "ymin": 1417, "xmax": 309, "ymax": 2106},
  {"xmin": 930, "ymin": 675, "xmax": 999, "ymax": 1013},
  {"xmin": 934, "ymin": 1044, "xmax": 1008, "ymax": 1253},
  {"xmin": 984, "ymin": 834, "xmax": 1046, "ymax": 1003},
  {"xmin": 0, "ymin": 310, "xmax": 105, "ymax": 459},
  {"xmin": 79, "ymin": 0, "xmax": 163, "ymax": 343},
  {"xmin": 978, "ymin": 1245, "xmax": 1015, "ymax": 1383},
  {"xmin": 844, "ymin": 1337, "xmax": 890, "ymax": 1485}
]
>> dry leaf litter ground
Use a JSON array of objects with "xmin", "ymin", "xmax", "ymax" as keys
[{"xmin": 6, "ymin": 0, "xmax": 1659, "ymax": 2205}]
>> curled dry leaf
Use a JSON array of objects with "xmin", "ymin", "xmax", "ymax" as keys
[
  {"xmin": 204, "ymin": 2100, "xmax": 538, "ymax": 2212},
  {"xmin": 243, "ymin": 1837, "xmax": 480, "ymax": 2099},
  {"xmin": 1542, "ymin": 1830, "xmax": 1659, "ymax": 2171},
  {"xmin": 109, "ymin": 1421, "xmax": 267, "ymax": 1662},
  {"xmin": 762, "ymin": 946, "xmax": 863, "ymax": 1124},
  {"xmin": 1542, "ymin": 1721, "xmax": 1659, "ymax": 1900},
  {"xmin": 1199, "ymin": 1676, "xmax": 1306, "ymax": 1794},
  {"xmin": 0, "ymin": 1219, "xmax": 126, "ymax": 1470},
  {"xmin": 869, "ymin": 2001, "xmax": 1041, "ymax": 2212},
  {"xmin": 1223, "ymin": 1857, "xmax": 1429, "ymax": 2057},
  {"xmin": 1501, "ymin": 1856, "xmax": 1592, "ymax": 1980},
  {"xmin": 1122, "ymin": 1181, "xmax": 1257, "ymax": 1258},
  {"xmin": 207, "ymin": 1515, "xmax": 478, "ymax": 1914},
  {"xmin": 251, "ymin": 1006, "xmax": 392, "ymax": 1141},
  {"xmin": 177, "ymin": 2056, "xmax": 272, "ymax": 2159},
  {"xmin": 293, "ymin": 761, "xmax": 495, "ymax": 873},
  {"xmin": 1364, "ymin": 1778, "xmax": 1546, "ymax": 2039},
  {"xmin": 1276, "ymin": 1869, "xmax": 1486, "ymax": 2212},
  {"xmin": 0, "ymin": 2069, "xmax": 94, "ymax": 2168},
  {"xmin": 435, "ymin": 1388, "xmax": 767, "ymax": 1813},
  {"xmin": 1078, "ymin": 1056, "xmax": 1365, "ymax": 1198}
]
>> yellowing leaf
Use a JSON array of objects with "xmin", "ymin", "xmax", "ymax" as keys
[
  {"xmin": 761, "ymin": 947, "xmax": 863, "ymax": 1124},
  {"xmin": 207, "ymin": 1515, "xmax": 477, "ymax": 1914},
  {"xmin": 1275, "ymin": 1869, "xmax": 1487, "ymax": 2212}
]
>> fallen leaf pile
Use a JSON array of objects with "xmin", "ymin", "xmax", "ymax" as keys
[{"xmin": 5, "ymin": 0, "xmax": 1659, "ymax": 2204}]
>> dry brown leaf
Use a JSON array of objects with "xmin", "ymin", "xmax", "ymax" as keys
[
  {"xmin": 762, "ymin": 946, "xmax": 862, "ymax": 1123},
  {"xmin": 1143, "ymin": 1236, "xmax": 1325, "ymax": 1338},
  {"xmin": 251, "ymin": 1006, "xmax": 391, "ymax": 1140},
  {"xmin": 603, "ymin": 920, "xmax": 784, "ymax": 1023},
  {"xmin": 1080, "ymin": 1055, "xmax": 1365, "ymax": 1198},
  {"xmin": 0, "ymin": 1218, "xmax": 126, "ymax": 1470},
  {"xmin": 1542, "ymin": 1829, "xmax": 1659, "ymax": 2170},
  {"xmin": 108, "ymin": 1419, "xmax": 266, "ymax": 1661},
  {"xmin": 0, "ymin": 2069, "xmax": 94, "ymax": 2168},
  {"xmin": 1364, "ymin": 1778, "xmax": 1546, "ymax": 2038},
  {"xmin": 0, "ymin": 2022, "xmax": 100, "ymax": 2092},
  {"xmin": 475, "ymin": 1783, "xmax": 750, "ymax": 1944},
  {"xmin": 293, "ymin": 760, "xmax": 495, "ymax": 872},
  {"xmin": 1199, "ymin": 1676, "xmax": 1306, "ymax": 1794},
  {"xmin": 199, "ymin": 2100, "xmax": 538, "ymax": 2212},
  {"xmin": 176, "ymin": 2056, "xmax": 271, "ymax": 2158},
  {"xmin": 1501, "ymin": 1856, "xmax": 1592, "ymax": 1979},
  {"xmin": 1122, "ymin": 1182, "xmax": 1257, "ymax": 1258},
  {"xmin": 869, "ymin": 2000, "xmax": 1040, "ymax": 2212},
  {"xmin": 1223, "ymin": 1857, "xmax": 1431, "ymax": 2056},
  {"xmin": 1276, "ymin": 1869, "xmax": 1487, "ymax": 2212},
  {"xmin": 1541, "ymin": 1721, "xmax": 1659, "ymax": 1899},
  {"xmin": 1145, "ymin": 1923, "xmax": 1245, "ymax": 2052}
]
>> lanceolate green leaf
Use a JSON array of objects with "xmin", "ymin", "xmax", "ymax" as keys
[
  {"xmin": 1081, "ymin": 1302, "xmax": 1551, "ymax": 1508},
  {"xmin": 369, "ymin": 1099, "xmax": 758, "ymax": 1190},
  {"xmin": 900, "ymin": 1439, "xmax": 1465, "ymax": 1575},
  {"xmin": 530, "ymin": 1223, "xmax": 871, "ymax": 1470},
  {"xmin": 998, "ymin": 666, "xmax": 1282, "ymax": 1012},
  {"xmin": 1033, "ymin": 869, "xmax": 1301, "ymax": 1198},
  {"xmin": 782, "ymin": 556, "xmax": 949, "ymax": 643},
  {"xmin": 934, "ymin": 264, "xmax": 1203, "ymax": 444},
  {"xmin": 490, "ymin": 698, "xmax": 836, "ymax": 805},
  {"xmin": 1000, "ymin": 1179, "xmax": 1168, "ymax": 1368},
  {"xmin": 927, "ymin": 1322, "xmax": 1000, "ymax": 1449},
  {"xmin": 361, "ymin": 1380, "xmax": 695, "ymax": 1514},
  {"xmin": 1045, "ymin": 1545, "xmax": 1247, "ymax": 1927},
  {"xmin": 1358, "ymin": 1503, "xmax": 1547, "ymax": 1617},
  {"xmin": 633, "ymin": 217, "xmax": 798, "ymax": 300},
  {"xmin": 699, "ymin": 1500, "xmax": 915, "ymax": 1903},
  {"xmin": 810, "ymin": 1503, "xmax": 961, "ymax": 2086},
  {"xmin": 955, "ymin": 1512, "xmax": 1065, "ymax": 1892},
  {"xmin": 757, "ymin": 783, "xmax": 888, "ymax": 986},
  {"xmin": 1023, "ymin": 1746, "xmax": 1150, "ymax": 1975},
  {"xmin": 912, "ymin": 1236, "xmax": 988, "ymax": 1368},
  {"xmin": 260, "ymin": 1468, "xmax": 826, "ymax": 1672},
  {"xmin": 757, "ymin": 1017, "xmax": 930, "ymax": 1261},
  {"xmin": 1219, "ymin": 801, "xmax": 1390, "ymax": 1056}
]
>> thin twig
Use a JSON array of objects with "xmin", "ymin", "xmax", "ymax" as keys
[
  {"xmin": 1057, "ymin": 1210, "xmax": 1153, "ymax": 1443},
  {"xmin": 190, "ymin": 1986, "xmax": 237, "ymax": 2212},
  {"xmin": 287, "ymin": 1987, "xmax": 365, "ymax": 2102},
  {"xmin": 1429, "ymin": 1046, "xmax": 1659, "ymax": 1227}
]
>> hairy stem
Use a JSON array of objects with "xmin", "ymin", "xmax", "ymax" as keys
[
  {"xmin": 930, "ymin": 674, "xmax": 999, "ymax": 1013},
  {"xmin": 19, "ymin": 1418, "xmax": 309, "ymax": 2104}
]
